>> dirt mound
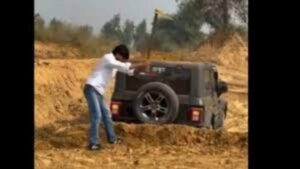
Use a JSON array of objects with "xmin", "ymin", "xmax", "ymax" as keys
[
  {"xmin": 216, "ymin": 34, "xmax": 248, "ymax": 132},
  {"xmin": 35, "ymin": 41, "xmax": 84, "ymax": 59},
  {"xmin": 35, "ymin": 59, "xmax": 89, "ymax": 127},
  {"xmin": 191, "ymin": 33, "xmax": 248, "ymax": 70},
  {"xmin": 34, "ymin": 58, "xmax": 117, "ymax": 127},
  {"xmin": 114, "ymin": 123, "xmax": 247, "ymax": 148},
  {"xmin": 217, "ymin": 34, "xmax": 248, "ymax": 71},
  {"xmin": 35, "ymin": 120, "xmax": 247, "ymax": 149},
  {"xmin": 35, "ymin": 119, "xmax": 247, "ymax": 169},
  {"xmin": 186, "ymin": 33, "xmax": 248, "ymax": 132}
]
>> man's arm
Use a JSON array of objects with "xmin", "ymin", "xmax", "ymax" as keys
[
  {"xmin": 106, "ymin": 58, "xmax": 133, "ymax": 74},
  {"xmin": 129, "ymin": 61, "xmax": 150, "ymax": 72},
  {"xmin": 106, "ymin": 57, "xmax": 150, "ymax": 75}
]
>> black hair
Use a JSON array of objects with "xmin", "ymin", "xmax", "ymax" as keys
[{"xmin": 112, "ymin": 44, "xmax": 129, "ymax": 60}]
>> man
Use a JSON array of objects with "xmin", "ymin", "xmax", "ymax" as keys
[{"xmin": 84, "ymin": 44, "xmax": 148, "ymax": 150}]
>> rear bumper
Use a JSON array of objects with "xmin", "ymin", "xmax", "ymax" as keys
[
  {"xmin": 113, "ymin": 115, "xmax": 206, "ymax": 127},
  {"xmin": 111, "ymin": 101, "xmax": 206, "ymax": 127}
]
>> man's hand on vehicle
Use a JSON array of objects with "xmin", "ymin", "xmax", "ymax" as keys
[{"xmin": 130, "ymin": 61, "xmax": 150, "ymax": 72}]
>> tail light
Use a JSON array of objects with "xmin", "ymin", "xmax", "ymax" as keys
[
  {"xmin": 110, "ymin": 101, "xmax": 122, "ymax": 116},
  {"xmin": 189, "ymin": 107, "xmax": 203, "ymax": 122}
]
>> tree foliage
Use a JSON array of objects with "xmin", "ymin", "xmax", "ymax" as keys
[{"xmin": 34, "ymin": 1, "xmax": 248, "ymax": 56}]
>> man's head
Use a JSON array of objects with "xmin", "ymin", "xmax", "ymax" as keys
[{"xmin": 112, "ymin": 44, "xmax": 129, "ymax": 62}]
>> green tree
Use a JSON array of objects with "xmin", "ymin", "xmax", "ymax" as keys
[
  {"xmin": 120, "ymin": 20, "xmax": 135, "ymax": 46},
  {"xmin": 134, "ymin": 19, "xmax": 149, "ymax": 53},
  {"xmin": 35, "ymin": 14, "xmax": 45, "ymax": 30},
  {"xmin": 48, "ymin": 18, "xmax": 66, "ymax": 43},
  {"xmin": 151, "ymin": 0, "xmax": 248, "ymax": 49},
  {"xmin": 49, "ymin": 18, "xmax": 63, "ymax": 33},
  {"xmin": 100, "ymin": 14, "xmax": 122, "ymax": 41},
  {"xmin": 231, "ymin": 0, "xmax": 248, "ymax": 25},
  {"xmin": 77, "ymin": 25, "xmax": 93, "ymax": 41},
  {"xmin": 151, "ymin": 6, "xmax": 205, "ymax": 51},
  {"xmin": 175, "ymin": 0, "xmax": 248, "ymax": 32},
  {"xmin": 34, "ymin": 14, "xmax": 47, "ymax": 41}
]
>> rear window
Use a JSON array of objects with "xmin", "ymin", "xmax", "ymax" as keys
[{"xmin": 125, "ymin": 66, "xmax": 191, "ymax": 95}]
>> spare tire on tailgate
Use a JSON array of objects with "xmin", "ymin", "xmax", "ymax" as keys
[{"xmin": 133, "ymin": 82, "xmax": 179, "ymax": 124}]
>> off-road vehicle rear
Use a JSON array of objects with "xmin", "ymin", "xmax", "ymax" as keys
[{"xmin": 110, "ymin": 61, "xmax": 228, "ymax": 129}]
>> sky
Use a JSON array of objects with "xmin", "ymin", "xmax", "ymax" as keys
[{"xmin": 35, "ymin": 0, "xmax": 178, "ymax": 33}]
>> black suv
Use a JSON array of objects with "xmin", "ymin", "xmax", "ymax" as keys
[{"xmin": 110, "ymin": 61, "xmax": 228, "ymax": 129}]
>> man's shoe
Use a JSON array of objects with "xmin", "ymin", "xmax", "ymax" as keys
[
  {"xmin": 109, "ymin": 137, "xmax": 122, "ymax": 144},
  {"xmin": 88, "ymin": 144, "xmax": 102, "ymax": 150}
]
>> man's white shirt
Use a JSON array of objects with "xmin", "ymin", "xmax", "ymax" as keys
[{"xmin": 86, "ymin": 53, "xmax": 134, "ymax": 95}]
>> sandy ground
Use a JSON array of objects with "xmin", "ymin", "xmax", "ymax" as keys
[
  {"xmin": 35, "ymin": 122, "xmax": 247, "ymax": 169},
  {"xmin": 34, "ymin": 33, "xmax": 248, "ymax": 169}
]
